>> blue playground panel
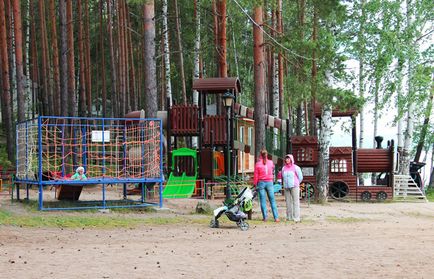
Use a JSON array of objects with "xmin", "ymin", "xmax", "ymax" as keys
[{"xmin": 14, "ymin": 116, "xmax": 164, "ymax": 211}]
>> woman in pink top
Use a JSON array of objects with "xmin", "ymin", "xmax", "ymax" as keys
[{"xmin": 253, "ymin": 149, "xmax": 279, "ymax": 222}]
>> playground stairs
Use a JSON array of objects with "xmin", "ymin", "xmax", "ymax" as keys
[{"xmin": 393, "ymin": 175, "xmax": 427, "ymax": 202}]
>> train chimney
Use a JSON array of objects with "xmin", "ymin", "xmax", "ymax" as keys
[{"xmin": 374, "ymin": 136, "xmax": 384, "ymax": 149}]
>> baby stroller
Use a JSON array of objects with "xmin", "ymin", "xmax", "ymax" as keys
[{"xmin": 210, "ymin": 186, "xmax": 256, "ymax": 231}]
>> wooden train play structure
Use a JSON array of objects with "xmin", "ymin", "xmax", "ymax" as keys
[{"xmin": 155, "ymin": 77, "xmax": 426, "ymax": 202}]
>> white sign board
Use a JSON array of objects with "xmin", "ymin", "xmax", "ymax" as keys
[
  {"xmin": 301, "ymin": 167, "xmax": 314, "ymax": 177},
  {"xmin": 91, "ymin": 130, "xmax": 110, "ymax": 142}
]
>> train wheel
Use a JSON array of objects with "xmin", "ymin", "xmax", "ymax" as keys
[
  {"xmin": 361, "ymin": 191, "xmax": 372, "ymax": 201},
  {"xmin": 300, "ymin": 182, "xmax": 315, "ymax": 200},
  {"xmin": 376, "ymin": 191, "xmax": 387, "ymax": 201},
  {"xmin": 330, "ymin": 181, "xmax": 349, "ymax": 199}
]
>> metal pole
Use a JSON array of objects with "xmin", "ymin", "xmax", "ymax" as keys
[{"xmin": 226, "ymin": 106, "xmax": 231, "ymax": 199}]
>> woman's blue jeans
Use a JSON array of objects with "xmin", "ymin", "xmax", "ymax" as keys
[{"xmin": 257, "ymin": 181, "xmax": 279, "ymax": 220}]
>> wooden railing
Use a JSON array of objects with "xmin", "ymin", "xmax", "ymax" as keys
[
  {"xmin": 170, "ymin": 105, "xmax": 199, "ymax": 135},
  {"xmin": 203, "ymin": 116, "xmax": 227, "ymax": 145}
]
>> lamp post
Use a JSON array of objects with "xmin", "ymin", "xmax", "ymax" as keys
[{"xmin": 222, "ymin": 91, "xmax": 235, "ymax": 200}]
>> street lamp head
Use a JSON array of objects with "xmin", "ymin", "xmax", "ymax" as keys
[{"xmin": 222, "ymin": 90, "xmax": 235, "ymax": 108}]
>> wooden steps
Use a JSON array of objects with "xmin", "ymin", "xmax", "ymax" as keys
[{"xmin": 393, "ymin": 175, "xmax": 427, "ymax": 202}]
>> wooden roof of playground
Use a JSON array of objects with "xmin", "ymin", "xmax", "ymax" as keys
[
  {"xmin": 192, "ymin": 77, "xmax": 241, "ymax": 94},
  {"xmin": 313, "ymin": 102, "xmax": 358, "ymax": 117}
]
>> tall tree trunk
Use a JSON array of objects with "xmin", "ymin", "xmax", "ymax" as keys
[
  {"xmin": 317, "ymin": 104, "xmax": 332, "ymax": 203},
  {"xmin": 126, "ymin": 8, "xmax": 136, "ymax": 111},
  {"xmin": 396, "ymin": 58, "xmax": 404, "ymax": 152},
  {"xmin": 84, "ymin": 0, "xmax": 92, "ymax": 116},
  {"xmin": 192, "ymin": 0, "xmax": 201, "ymax": 106},
  {"xmin": 66, "ymin": 0, "xmax": 76, "ymax": 116},
  {"xmin": 0, "ymin": 0, "xmax": 14, "ymax": 161},
  {"xmin": 107, "ymin": 0, "xmax": 117, "ymax": 117},
  {"xmin": 12, "ymin": 0, "xmax": 25, "ymax": 122},
  {"xmin": 117, "ymin": 0, "xmax": 126, "ymax": 116},
  {"xmin": 30, "ymin": 0, "xmax": 39, "ymax": 117},
  {"xmin": 277, "ymin": 0, "xmax": 284, "ymax": 119},
  {"xmin": 49, "ymin": 0, "xmax": 60, "ymax": 116},
  {"xmin": 99, "ymin": 0, "xmax": 107, "ymax": 117},
  {"xmin": 5, "ymin": 0, "xmax": 15, "ymax": 119},
  {"xmin": 357, "ymin": 0, "xmax": 366, "ymax": 185},
  {"xmin": 399, "ymin": 0, "xmax": 414, "ymax": 176},
  {"xmin": 212, "ymin": 0, "xmax": 219, "ymax": 76},
  {"xmin": 39, "ymin": 0, "xmax": 51, "ymax": 115},
  {"xmin": 358, "ymin": 0, "xmax": 366, "ymax": 149},
  {"xmin": 414, "ymin": 86, "xmax": 433, "ymax": 162},
  {"xmin": 174, "ymin": 0, "xmax": 187, "ymax": 104},
  {"xmin": 311, "ymin": 0, "xmax": 318, "ymax": 136},
  {"xmin": 298, "ymin": 0, "xmax": 307, "ymax": 135},
  {"xmin": 271, "ymin": 6, "xmax": 279, "ymax": 151},
  {"xmin": 429, "ymin": 143, "xmax": 434, "ymax": 188},
  {"xmin": 272, "ymin": 56, "xmax": 279, "ymax": 119},
  {"xmin": 162, "ymin": 0, "xmax": 172, "ymax": 106},
  {"xmin": 143, "ymin": 1, "xmax": 157, "ymax": 118},
  {"xmin": 218, "ymin": 0, "xmax": 227, "ymax": 77},
  {"xmin": 266, "ymin": 9, "xmax": 273, "ymax": 117},
  {"xmin": 77, "ymin": 0, "xmax": 86, "ymax": 117},
  {"xmin": 192, "ymin": 0, "xmax": 201, "ymax": 148},
  {"xmin": 371, "ymin": 75, "xmax": 380, "ymax": 184},
  {"xmin": 253, "ymin": 4, "xmax": 265, "ymax": 159},
  {"xmin": 121, "ymin": 1, "xmax": 130, "ymax": 113},
  {"xmin": 59, "ymin": 0, "xmax": 68, "ymax": 116},
  {"xmin": 23, "ymin": 1, "xmax": 29, "ymax": 82}
]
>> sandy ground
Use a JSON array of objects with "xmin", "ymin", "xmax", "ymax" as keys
[{"xmin": 0, "ymin": 190, "xmax": 433, "ymax": 279}]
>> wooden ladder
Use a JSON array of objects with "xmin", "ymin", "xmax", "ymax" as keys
[{"xmin": 393, "ymin": 175, "xmax": 427, "ymax": 202}]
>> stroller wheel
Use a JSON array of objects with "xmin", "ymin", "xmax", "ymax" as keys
[
  {"xmin": 210, "ymin": 219, "xmax": 219, "ymax": 228},
  {"xmin": 237, "ymin": 220, "xmax": 249, "ymax": 231}
]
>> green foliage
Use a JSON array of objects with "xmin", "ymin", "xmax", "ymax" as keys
[
  {"xmin": 127, "ymin": 0, "xmax": 149, "ymax": 4},
  {"xmin": 0, "ymin": 146, "xmax": 13, "ymax": 169}
]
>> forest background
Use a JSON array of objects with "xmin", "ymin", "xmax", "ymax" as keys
[{"xmin": 0, "ymin": 0, "xmax": 432, "ymax": 200}]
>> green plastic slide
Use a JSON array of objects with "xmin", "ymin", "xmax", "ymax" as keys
[
  {"xmin": 162, "ymin": 148, "xmax": 198, "ymax": 198},
  {"xmin": 162, "ymin": 172, "xmax": 197, "ymax": 198}
]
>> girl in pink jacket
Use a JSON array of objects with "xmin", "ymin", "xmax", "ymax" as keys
[{"xmin": 280, "ymin": 154, "xmax": 303, "ymax": 222}]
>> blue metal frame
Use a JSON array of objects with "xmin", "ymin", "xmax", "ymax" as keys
[{"xmin": 14, "ymin": 116, "xmax": 165, "ymax": 211}]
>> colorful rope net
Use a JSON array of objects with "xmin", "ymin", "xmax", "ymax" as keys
[{"xmin": 16, "ymin": 117, "xmax": 162, "ymax": 182}]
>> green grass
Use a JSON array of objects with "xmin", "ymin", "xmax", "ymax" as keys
[
  {"xmin": 425, "ymin": 187, "xmax": 434, "ymax": 202},
  {"xmin": 325, "ymin": 216, "xmax": 369, "ymax": 223},
  {"xmin": 403, "ymin": 211, "xmax": 434, "ymax": 219},
  {"xmin": 0, "ymin": 208, "xmax": 209, "ymax": 228},
  {"xmin": 16, "ymin": 199, "xmax": 162, "ymax": 213}
]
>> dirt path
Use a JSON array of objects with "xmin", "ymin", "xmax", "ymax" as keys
[{"xmin": 1, "ymin": 196, "xmax": 433, "ymax": 279}]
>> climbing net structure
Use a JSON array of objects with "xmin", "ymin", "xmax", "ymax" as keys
[{"xmin": 15, "ymin": 116, "xmax": 164, "ymax": 210}]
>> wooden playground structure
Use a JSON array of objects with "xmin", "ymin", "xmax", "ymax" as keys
[
  {"xmin": 159, "ymin": 77, "xmax": 426, "ymax": 202},
  {"xmin": 11, "ymin": 77, "xmax": 426, "ymax": 208}
]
